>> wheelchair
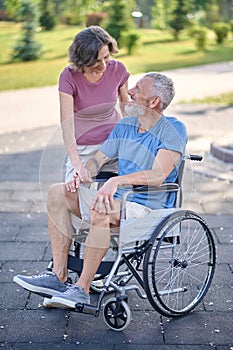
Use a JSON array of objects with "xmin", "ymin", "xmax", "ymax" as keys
[{"xmin": 48, "ymin": 154, "xmax": 216, "ymax": 331}]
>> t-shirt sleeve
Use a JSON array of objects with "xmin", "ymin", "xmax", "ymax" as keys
[
  {"xmin": 159, "ymin": 120, "xmax": 188, "ymax": 155},
  {"xmin": 99, "ymin": 122, "xmax": 123, "ymax": 159},
  {"xmin": 115, "ymin": 61, "xmax": 130, "ymax": 87},
  {"xmin": 58, "ymin": 67, "xmax": 74, "ymax": 96}
]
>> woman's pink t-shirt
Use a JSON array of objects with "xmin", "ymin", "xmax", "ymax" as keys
[{"xmin": 58, "ymin": 60, "xmax": 130, "ymax": 145}]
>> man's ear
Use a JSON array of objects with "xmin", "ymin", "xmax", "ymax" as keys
[{"xmin": 149, "ymin": 96, "xmax": 160, "ymax": 108}]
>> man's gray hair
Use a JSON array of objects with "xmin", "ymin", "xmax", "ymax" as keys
[{"xmin": 144, "ymin": 72, "xmax": 175, "ymax": 111}]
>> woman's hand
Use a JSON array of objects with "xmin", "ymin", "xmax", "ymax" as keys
[
  {"xmin": 74, "ymin": 164, "xmax": 93, "ymax": 184},
  {"xmin": 65, "ymin": 175, "xmax": 80, "ymax": 193},
  {"xmin": 66, "ymin": 165, "xmax": 93, "ymax": 192}
]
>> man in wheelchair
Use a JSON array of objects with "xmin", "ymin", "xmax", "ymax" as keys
[{"xmin": 14, "ymin": 72, "xmax": 187, "ymax": 309}]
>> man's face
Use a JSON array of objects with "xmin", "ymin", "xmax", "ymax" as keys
[{"xmin": 126, "ymin": 77, "xmax": 154, "ymax": 116}]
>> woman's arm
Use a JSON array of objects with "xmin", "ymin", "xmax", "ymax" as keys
[
  {"xmin": 59, "ymin": 91, "xmax": 92, "ymax": 184},
  {"xmin": 118, "ymin": 81, "xmax": 129, "ymax": 116}
]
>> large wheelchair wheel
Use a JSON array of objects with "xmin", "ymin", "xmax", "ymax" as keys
[{"xmin": 143, "ymin": 210, "xmax": 216, "ymax": 317}]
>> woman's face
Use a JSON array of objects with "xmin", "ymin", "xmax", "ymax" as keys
[{"xmin": 91, "ymin": 45, "xmax": 110, "ymax": 73}]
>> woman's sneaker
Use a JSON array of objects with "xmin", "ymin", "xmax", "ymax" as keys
[
  {"xmin": 49, "ymin": 285, "xmax": 90, "ymax": 309},
  {"xmin": 13, "ymin": 271, "xmax": 68, "ymax": 297}
]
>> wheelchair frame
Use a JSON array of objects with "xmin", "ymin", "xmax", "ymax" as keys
[{"xmin": 50, "ymin": 155, "xmax": 216, "ymax": 331}]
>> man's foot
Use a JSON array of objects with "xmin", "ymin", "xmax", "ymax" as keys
[
  {"xmin": 49, "ymin": 285, "xmax": 90, "ymax": 309},
  {"xmin": 13, "ymin": 271, "xmax": 68, "ymax": 297},
  {"xmin": 42, "ymin": 297, "xmax": 54, "ymax": 308}
]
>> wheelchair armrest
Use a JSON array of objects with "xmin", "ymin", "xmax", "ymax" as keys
[
  {"xmin": 132, "ymin": 183, "xmax": 179, "ymax": 193},
  {"xmin": 93, "ymin": 171, "xmax": 118, "ymax": 182},
  {"xmin": 120, "ymin": 183, "xmax": 180, "ymax": 221}
]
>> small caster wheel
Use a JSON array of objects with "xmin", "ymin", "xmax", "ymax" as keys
[{"xmin": 103, "ymin": 297, "xmax": 131, "ymax": 331}]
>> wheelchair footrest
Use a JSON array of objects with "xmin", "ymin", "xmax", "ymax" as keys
[{"xmin": 74, "ymin": 302, "xmax": 100, "ymax": 316}]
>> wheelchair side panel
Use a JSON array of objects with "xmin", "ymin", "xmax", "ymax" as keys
[{"xmin": 119, "ymin": 208, "xmax": 179, "ymax": 243}]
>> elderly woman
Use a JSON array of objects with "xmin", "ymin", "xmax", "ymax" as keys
[{"xmin": 59, "ymin": 25, "xmax": 130, "ymax": 188}]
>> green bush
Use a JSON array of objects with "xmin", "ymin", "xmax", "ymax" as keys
[
  {"xmin": 213, "ymin": 22, "xmax": 230, "ymax": 44},
  {"xmin": 189, "ymin": 25, "xmax": 208, "ymax": 50},
  {"xmin": 40, "ymin": 10, "xmax": 56, "ymax": 30},
  {"xmin": 121, "ymin": 30, "xmax": 141, "ymax": 55}
]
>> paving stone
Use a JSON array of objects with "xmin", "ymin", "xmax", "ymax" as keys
[
  {"xmin": 203, "ymin": 285, "xmax": 233, "ymax": 312},
  {"xmin": 212, "ymin": 264, "xmax": 232, "ymax": 284},
  {"xmin": 0, "ymin": 261, "xmax": 49, "ymax": 282},
  {"xmin": 115, "ymin": 346, "xmax": 215, "ymax": 350},
  {"xmin": 0, "ymin": 242, "xmax": 47, "ymax": 261},
  {"xmin": 214, "ymin": 227, "xmax": 233, "ymax": 245},
  {"xmin": 0, "ymin": 282, "xmax": 28, "ymax": 310},
  {"xmin": 202, "ymin": 215, "xmax": 233, "ymax": 229},
  {"xmin": 0, "ymin": 201, "xmax": 33, "ymax": 213},
  {"xmin": 215, "ymin": 245, "xmax": 233, "ymax": 264},
  {"xmin": 0, "ymin": 212, "xmax": 47, "ymax": 226},
  {"xmin": 0, "ymin": 226, "xmax": 20, "ymax": 241},
  {"xmin": 67, "ymin": 309, "xmax": 163, "ymax": 345},
  {"xmin": 0, "ymin": 309, "xmax": 67, "ymax": 343},
  {"xmin": 162, "ymin": 312, "xmax": 233, "ymax": 345},
  {"xmin": 17, "ymin": 226, "xmax": 49, "ymax": 242},
  {"xmin": 6, "ymin": 343, "xmax": 113, "ymax": 350}
]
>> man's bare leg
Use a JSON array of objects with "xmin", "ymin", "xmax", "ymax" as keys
[
  {"xmin": 77, "ymin": 203, "xmax": 121, "ymax": 294},
  {"xmin": 47, "ymin": 183, "xmax": 81, "ymax": 282}
]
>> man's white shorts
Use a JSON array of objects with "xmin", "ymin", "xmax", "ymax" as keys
[{"xmin": 71, "ymin": 185, "xmax": 152, "ymax": 231}]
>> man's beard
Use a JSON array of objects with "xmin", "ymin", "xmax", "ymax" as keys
[{"xmin": 125, "ymin": 103, "xmax": 146, "ymax": 116}]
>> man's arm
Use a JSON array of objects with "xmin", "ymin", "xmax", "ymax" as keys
[
  {"xmin": 85, "ymin": 150, "xmax": 111, "ymax": 178},
  {"xmin": 91, "ymin": 149, "xmax": 181, "ymax": 213},
  {"xmin": 65, "ymin": 150, "xmax": 111, "ymax": 192}
]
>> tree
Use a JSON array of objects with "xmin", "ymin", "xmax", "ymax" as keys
[
  {"xmin": 39, "ymin": 0, "xmax": 56, "ymax": 30},
  {"xmin": 11, "ymin": 0, "xmax": 42, "ymax": 61},
  {"xmin": 169, "ymin": 0, "xmax": 189, "ymax": 39},
  {"xmin": 5, "ymin": 0, "xmax": 21, "ymax": 19},
  {"xmin": 151, "ymin": 0, "xmax": 171, "ymax": 30},
  {"xmin": 105, "ymin": 0, "xmax": 131, "ymax": 44}
]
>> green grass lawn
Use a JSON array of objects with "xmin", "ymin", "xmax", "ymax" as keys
[
  {"xmin": 180, "ymin": 91, "xmax": 233, "ymax": 106},
  {"xmin": 0, "ymin": 22, "xmax": 233, "ymax": 90}
]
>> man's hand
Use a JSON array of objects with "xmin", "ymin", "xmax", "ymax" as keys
[{"xmin": 91, "ymin": 177, "xmax": 118, "ymax": 214}]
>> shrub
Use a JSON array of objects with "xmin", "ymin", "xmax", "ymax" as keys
[
  {"xmin": 40, "ymin": 10, "xmax": 56, "ymax": 30},
  {"xmin": 213, "ymin": 22, "xmax": 230, "ymax": 44},
  {"xmin": 121, "ymin": 30, "xmax": 141, "ymax": 55},
  {"xmin": 189, "ymin": 25, "xmax": 208, "ymax": 50}
]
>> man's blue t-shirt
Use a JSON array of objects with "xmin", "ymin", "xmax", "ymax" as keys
[{"xmin": 100, "ymin": 115, "xmax": 188, "ymax": 209}]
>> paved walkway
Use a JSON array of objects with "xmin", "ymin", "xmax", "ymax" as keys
[{"xmin": 0, "ymin": 62, "xmax": 232, "ymax": 349}]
